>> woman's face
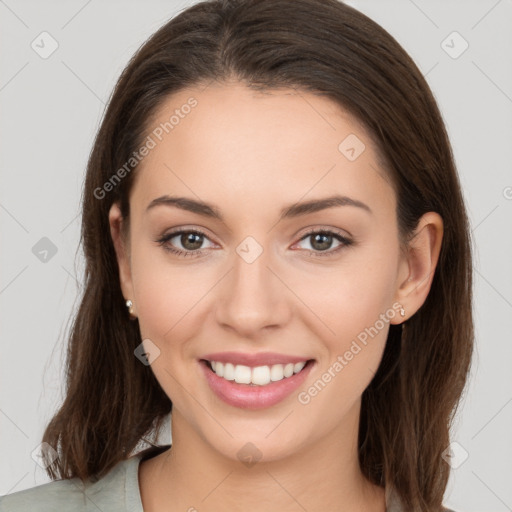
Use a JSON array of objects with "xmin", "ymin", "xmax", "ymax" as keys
[{"xmin": 111, "ymin": 81, "xmax": 411, "ymax": 463}]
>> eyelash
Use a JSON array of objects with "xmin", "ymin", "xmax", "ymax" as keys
[{"xmin": 155, "ymin": 227, "xmax": 353, "ymax": 259}]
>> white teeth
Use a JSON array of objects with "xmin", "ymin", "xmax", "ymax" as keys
[
  {"xmin": 294, "ymin": 361, "xmax": 306, "ymax": 373},
  {"xmin": 208, "ymin": 360, "xmax": 308, "ymax": 386},
  {"xmin": 270, "ymin": 364, "xmax": 284, "ymax": 381},
  {"xmin": 234, "ymin": 364, "xmax": 252, "ymax": 384},
  {"xmin": 283, "ymin": 363, "xmax": 294, "ymax": 378},
  {"xmin": 252, "ymin": 366, "xmax": 271, "ymax": 386},
  {"xmin": 224, "ymin": 362, "xmax": 235, "ymax": 381}
]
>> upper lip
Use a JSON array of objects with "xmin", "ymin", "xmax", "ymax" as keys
[{"xmin": 200, "ymin": 351, "xmax": 312, "ymax": 367}]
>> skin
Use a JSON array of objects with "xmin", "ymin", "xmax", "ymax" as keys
[{"xmin": 109, "ymin": 81, "xmax": 443, "ymax": 512}]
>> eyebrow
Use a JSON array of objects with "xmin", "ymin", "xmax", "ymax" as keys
[{"xmin": 145, "ymin": 194, "xmax": 372, "ymax": 221}]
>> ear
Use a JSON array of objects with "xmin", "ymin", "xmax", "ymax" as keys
[
  {"xmin": 109, "ymin": 202, "xmax": 134, "ymax": 305},
  {"xmin": 391, "ymin": 212, "xmax": 443, "ymax": 324}
]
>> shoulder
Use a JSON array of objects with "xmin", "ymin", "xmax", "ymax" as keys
[
  {"xmin": 0, "ymin": 478, "xmax": 89, "ymax": 512},
  {"xmin": 0, "ymin": 444, "xmax": 171, "ymax": 512},
  {"xmin": 0, "ymin": 453, "xmax": 141, "ymax": 512}
]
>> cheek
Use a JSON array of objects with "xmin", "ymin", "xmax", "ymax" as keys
[
  {"xmin": 294, "ymin": 244, "xmax": 399, "ymax": 345},
  {"xmin": 130, "ymin": 253, "xmax": 214, "ymax": 403},
  {"xmin": 294, "ymin": 287, "xmax": 394, "ymax": 431},
  {"xmin": 291, "ymin": 243, "xmax": 399, "ymax": 407},
  {"xmin": 130, "ymin": 242, "xmax": 214, "ymax": 341}
]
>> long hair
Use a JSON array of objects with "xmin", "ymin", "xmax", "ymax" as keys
[{"xmin": 41, "ymin": 1, "xmax": 474, "ymax": 510}]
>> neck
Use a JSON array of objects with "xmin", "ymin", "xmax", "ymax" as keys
[{"xmin": 139, "ymin": 402, "xmax": 386, "ymax": 512}]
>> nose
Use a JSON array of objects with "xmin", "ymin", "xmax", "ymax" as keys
[{"xmin": 214, "ymin": 241, "xmax": 291, "ymax": 338}]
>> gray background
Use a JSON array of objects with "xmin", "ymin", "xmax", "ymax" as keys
[{"xmin": 1, "ymin": 0, "xmax": 511, "ymax": 510}]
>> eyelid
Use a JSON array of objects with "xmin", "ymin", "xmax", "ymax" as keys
[
  {"xmin": 295, "ymin": 225, "xmax": 352, "ymax": 240},
  {"xmin": 162, "ymin": 226, "xmax": 218, "ymax": 243}
]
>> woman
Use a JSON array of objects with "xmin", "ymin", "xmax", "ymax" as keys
[{"xmin": 0, "ymin": 0, "xmax": 473, "ymax": 510}]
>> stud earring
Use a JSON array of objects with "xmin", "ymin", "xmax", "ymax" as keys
[
  {"xmin": 126, "ymin": 299, "xmax": 136, "ymax": 318},
  {"xmin": 400, "ymin": 306, "xmax": 406, "ymax": 317}
]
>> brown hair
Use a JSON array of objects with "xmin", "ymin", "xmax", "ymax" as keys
[{"xmin": 41, "ymin": 0, "xmax": 474, "ymax": 510}]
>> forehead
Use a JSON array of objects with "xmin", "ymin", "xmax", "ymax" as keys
[{"xmin": 130, "ymin": 81, "xmax": 395, "ymax": 218}]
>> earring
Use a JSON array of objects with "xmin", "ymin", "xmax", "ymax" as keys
[
  {"xmin": 126, "ymin": 299, "xmax": 136, "ymax": 318},
  {"xmin": 400, "ymin": 306, "xmax": 406, "ymax": 317}
]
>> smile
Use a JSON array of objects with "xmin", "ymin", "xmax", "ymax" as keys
[
  {"xmin": 199, "ymin": 356, "xmax": 315, "ymax": 410},
  {"xmin": 207, "ymin": 360, "xmax": 307, "ymax": 386}
]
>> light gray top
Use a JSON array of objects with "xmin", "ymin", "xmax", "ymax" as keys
[{"xmin": 0, "ymin": 444, "xmax": 455, "ymax": 511}]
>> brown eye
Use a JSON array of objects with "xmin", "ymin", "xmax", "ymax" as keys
[
  {"xmin": 294, "ymin": 229, "xmax": 353, "ymax": 257},
  {"xmin": 309, "ymin": 232, "xmax": 335, "ymax": 251},
  {"xmin": 177, "ymin": 232, "xmax": 204, "ymax": 251},
  {"xmin": 156, "ymin": 229, "xmax": 215, "ymax": 257}
]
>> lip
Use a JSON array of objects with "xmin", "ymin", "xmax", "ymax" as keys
[
  {"xmin": 199, "ymin": 358, "xmax": 315, "ymax": 410},
  {"xmin": 201, "ymin": 351, "xmax": 311, "ymax": 367}
]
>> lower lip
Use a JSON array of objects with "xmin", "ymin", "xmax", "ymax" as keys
[{"xmin": 199, "ymin": 360, "xmax": 314, "ymax": 410}]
